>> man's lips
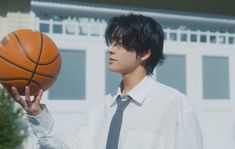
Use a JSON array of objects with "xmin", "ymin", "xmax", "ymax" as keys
[
  {"xmin": 109, "ymin": 58, "xmax": 117, "ymax": 61},
  {"xmin": 109, "ymin": 58, "xmax": 117, "ymax": 64}
]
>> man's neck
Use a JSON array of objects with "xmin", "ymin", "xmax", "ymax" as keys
[{"xmin": 121, "ymin": 67, "xmax": 147, "ymax": 94}]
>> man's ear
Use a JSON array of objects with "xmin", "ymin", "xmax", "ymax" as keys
[{"xmin": 140, "ymin": 49, "xmax": 151, "ymax": 61}]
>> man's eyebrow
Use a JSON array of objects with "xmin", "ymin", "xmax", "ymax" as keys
[{"xmin": 110, "ymin": 39, "xmax": 123, "ymax": 45}]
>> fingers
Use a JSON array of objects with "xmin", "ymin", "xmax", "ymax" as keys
[
  {"xmin": 25, "ymin": 86, "xmax": 32, "ymax": 107},
  {"xmin": 11, "ymin": 86, "xmax": 44, "ymax": 115},
  {"xmin": 34, "ymin": 89, "xmax": 43, "ymax": 105},
  {"xmin": 11, "ymin": 87, "xmax": 28, "ymax": 109}
]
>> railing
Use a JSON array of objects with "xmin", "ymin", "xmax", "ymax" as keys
[
  {"xmin": 36, "ymin": 16, "xmax": 235, "ymax": 45},
  {"xmin": 164, "ymin": 28, "xmax": 235, "ymax": 45},
  {"xmin": 36, "ymin": 16, "xmax": 107, "ymax": 38}
]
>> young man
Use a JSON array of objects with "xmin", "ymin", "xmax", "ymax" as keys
[{"xmin": 11, "ymin": 14, "xmax": 203, "ymax": 149}]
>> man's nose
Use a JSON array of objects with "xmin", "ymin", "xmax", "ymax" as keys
[{"xmin": 107, "ymin": 45, "xmax": 115, "ymax": 54}]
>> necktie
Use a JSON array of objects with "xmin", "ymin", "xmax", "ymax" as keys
[{"xmin": 106, "ymin": 95, "xmax": 131, "ymax": 149}]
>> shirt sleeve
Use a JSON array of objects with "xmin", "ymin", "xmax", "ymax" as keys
[
  {"xmin": 175, "ymin": 94, "xmax": 204, "ymax": 149},
  {"xmin": 27, "ymin": 104, "xmax": 86, "ymax": 149}
]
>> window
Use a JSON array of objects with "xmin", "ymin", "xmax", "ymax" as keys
[
  {"xmin": 90, "ymin": 25, "xmax": 100, "ymax": 36},
  {"xmin": 65, "ymin": 24, "xmax": 76, "ymax": 35},
  {"xmin": 180, "ymin": 33, "xmax": 187, "ymax": 41},
  {"xmin": 219, "ymin": 36, "xmax": 226, "ymax": 44},
  {"xmin": 156, "ymin": 55, "xmax": 187, "ymax": 94},
  {"xmin": 229, "ymin": 37, "xmax": 234, "ymax": 44},
  {"xmin": 49, "ymin": 50, "xmax": 86, "ymax": 100},
  {"xmin": 200, "ymin": 35, "xmax": 206, "ymax": 42},
  {"xmin": 78, "ymin": 25, "xmax": 88, "ymax": 35},
  {"xmin": 170, "ymin": 33, "xmax": 177, "ymax": 41},
  {"xmin": 105, "ymin": 53, "xmax": 121, "ymax": 95},
  {"xmin": 78, "ymin": 18, "xmax": 89, "ymax": 35},
  {"xmin": 190, "ymin": 34, "xmax": 197, "ymax": 42},
  {"xmin": 203, "ymin": 56, "xmax": 230, "ymax": 99},
  {"xmin": 53, "ymin": 24, "xmax": 62, "ymax": 33},
  {"xmin": 40, "ymin": 23, "xmax": 49, "ymax": 33},
  {"xmin": 210, "ymin": 35, "xmax": 216, "ymax": 43}
]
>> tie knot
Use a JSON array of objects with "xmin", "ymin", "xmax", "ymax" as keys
[{"xmin": 116, "ymin": 95, "xmax": 131, "ymax": 112}]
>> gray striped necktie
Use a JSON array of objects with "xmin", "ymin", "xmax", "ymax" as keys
[{"xmin": 106, "ymin": 95, "xmax": 131, "ymax": 149}]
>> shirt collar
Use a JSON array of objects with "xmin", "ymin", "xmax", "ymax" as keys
[{"xmin": 109, "ymin": 75, "xmax": 155, "ymax": 107}]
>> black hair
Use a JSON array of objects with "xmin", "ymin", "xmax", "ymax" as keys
[{"xmin": 105, "ymin": 13, "xmax": 165, "ymax": 75}]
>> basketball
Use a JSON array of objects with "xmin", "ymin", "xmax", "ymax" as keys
[{"xmin": 0, "ymin": 29, "xmax": 61, "ymax": 96}]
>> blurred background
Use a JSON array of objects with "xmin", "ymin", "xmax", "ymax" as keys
[{"xmin": 0, "ymin": 0, "xmax": 235, "ymax": 148}]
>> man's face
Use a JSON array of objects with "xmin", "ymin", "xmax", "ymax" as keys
[{"xmin": 107, "ymin": 42, "xmax": 141, "ymax": 75}]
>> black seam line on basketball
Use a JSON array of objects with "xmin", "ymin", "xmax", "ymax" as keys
[
  {"xmin": 0, "ymin": 78, "xmax": 43, "ymax": 89},
  {"xmin": 13, "ymin": 32, "xmax": 59, "ymax": 66},
  {"xmin": 27, "ymin": 32, "xmax": 43, "ymax": 86},
  {"xmin": 13, "ymin": 32, "xmax": 38, "ymax": 65},
  {"xmin": 0, "ymin": 55, "xmax": 54, "ymax": 79},
  {"xmin": 46, "ymin": 53, "xmax": 60, "ymax": 65}
]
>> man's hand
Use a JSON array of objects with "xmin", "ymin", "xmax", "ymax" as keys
[{"xmin": 11, "ymin": 86, "xmax": 43, "ymax": 116}]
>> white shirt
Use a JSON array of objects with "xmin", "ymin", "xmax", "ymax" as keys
[{"xmin": 27, "ymin": 76, "xmax": 204, "ymax": 149}]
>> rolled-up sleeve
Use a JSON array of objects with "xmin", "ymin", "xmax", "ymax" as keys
[{"xmin": 27, "ymin": 104, "xmax": 86, "ymax": 149}]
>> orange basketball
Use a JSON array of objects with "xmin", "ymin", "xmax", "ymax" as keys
[{"xmin": 0, "ymin": 29, "xmax": 61, "ymax": 96}]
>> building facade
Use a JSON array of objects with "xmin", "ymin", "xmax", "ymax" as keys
[{"xmin": 1, "ymin": 0, "xmax": 235, "ymax": 149}]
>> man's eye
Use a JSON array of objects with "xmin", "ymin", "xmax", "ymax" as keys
[
  {"xmin": 116, "ymin": 43, "xmax": 123, "ymax": 47},
  {"xmin": 111, "ymin": 43, "xmax": 118, "ymax": 47},
  {"xmin": 110, "ymin": 41, "xmax": 123, "ymax": 48}
]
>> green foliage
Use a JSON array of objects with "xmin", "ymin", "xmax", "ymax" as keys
[{"xmin": 0, "ymin": 87, "xmax": 27, "ymax": 149}]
